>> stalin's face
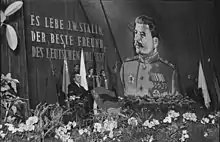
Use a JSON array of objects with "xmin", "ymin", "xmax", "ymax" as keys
[{"xmin": 134, "ymin": 23, "xmax": 158, "ymax": 55}]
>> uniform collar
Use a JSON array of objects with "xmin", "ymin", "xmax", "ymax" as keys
[{"xmin": 138, "ymin": 51, "xmax": 159, "ymax": 63}]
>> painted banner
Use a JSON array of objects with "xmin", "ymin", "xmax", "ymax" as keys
[{"xmin": 24, "ymin": 0, "xmax": 105, "ymax": 107}]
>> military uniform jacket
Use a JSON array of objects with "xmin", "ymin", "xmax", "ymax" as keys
[{"xmin": 120, "ymin": 52, "xmax": 179, "ymax": 98}]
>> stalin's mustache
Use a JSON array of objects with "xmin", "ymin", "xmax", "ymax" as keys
[{"xmin": 134, "ymin": 41, "xmax": 143, "ymax": 48}]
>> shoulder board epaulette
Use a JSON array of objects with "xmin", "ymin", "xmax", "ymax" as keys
[
  {"xmin": 159, "ymin": 58, "xmax": 175, "ymax": 69},
  {"xmin": 124, "ymin": 55, "xmax": 139, "ymax": 62}
]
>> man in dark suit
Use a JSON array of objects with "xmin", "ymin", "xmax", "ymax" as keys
[
  {"xmin": 68, "ymin": 72, "xmax": 93, "ymax": 115},
  {"xmin": 68, "ymin": 72, "xmax": 87, "ymax": 99}
]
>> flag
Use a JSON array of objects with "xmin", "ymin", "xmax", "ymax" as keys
[
  {"xmin": 62, "ymin": 49, "xmax": 71, "ymax": 109},
  {"xmin": 198, "ymin": 61, "xmax": 211, "ymax": 108},
  {"xmin": 80, "ymin": 48, "xmax": 88, "ymax": 91},
  {"xmin": 62, "ymin": 54, "xmax": 70, "ymax": 95},
  {"xmin": 104, "ymin": 48, "xmax": 123, "ymax": 97}
]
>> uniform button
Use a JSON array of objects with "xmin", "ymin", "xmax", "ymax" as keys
[
  {"xmin": 140, "ymin": 76, "xmax": 144, "ymax": 80},
  {"xmin": 139, "ymin": 86, "xmax": 143, "ymax": 91}
]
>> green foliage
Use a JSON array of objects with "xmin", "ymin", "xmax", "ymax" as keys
[{"xmin": 1, "ymin": 73, "xmax": 27, "ymax": 123}]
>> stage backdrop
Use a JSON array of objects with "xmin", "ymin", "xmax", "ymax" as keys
[
  {"xmin": 24, "ymin": 0, "xmax": 107, "ymax": 107},
  {"xmin": 2, "ymin": 0, "xmax": 219, "ymax": 108}
]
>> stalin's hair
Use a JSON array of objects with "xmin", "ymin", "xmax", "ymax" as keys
[{"xmin": 135, "ymin": 15, "xmax": 159, "ymax": 39}]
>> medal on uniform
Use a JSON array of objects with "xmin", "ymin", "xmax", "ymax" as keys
[
  {"xmin": 128, "ymin": 74, "xmax": 135, "ymax": 84},
  {"xmin": 142, "ymin": 64, "xmax": 147, "ymax": 70}
]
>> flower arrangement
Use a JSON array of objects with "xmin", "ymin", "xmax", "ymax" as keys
[{"xmin": 0, "ymin": 73, "xmax": 219, "ymax": 142}]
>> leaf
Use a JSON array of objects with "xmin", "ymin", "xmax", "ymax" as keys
[
  {"xmin": 4, "ymin": 1, "xmax": 23, "ymax": 16},
  {"xmin": 34, "ymin": 103, "xmax": 42, "ymax": 116},
  {"xmin": 1, "ymin": 85, "xmax": 10, "ymax": 92},
  {"xmin": 7, "ymin": 116, "xmax": 16, "ymax": 123},
  {"xmin": 14, "ymin": 99, "xmax": 24, "ymax": 105},
  {"xmin": 0, "ymin": 11, "xmax": 6, "ymax": 25},
  {"xmin": 44, "ymin": 116, "xmax": 50, "ymax": 128},
  {"xmin": 6, "ymin": 24, "xmax": 18, "ymax": 50},
  {"xmin": 11, "ymin": 81, "xmax": 17, "ymax": 93},
  {"xmin": 6, "ymin": 73, "xmax": 12, "ymax": 80},
  {"xmin": 12, "ymin": 79, "xmax": 19, "ymax": 83},
  {"xmin": 11, "ymin": 105, "xmax": 17, "ymax": 114}
]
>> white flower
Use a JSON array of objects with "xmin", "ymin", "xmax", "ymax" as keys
[
  {"xmin": 168, "ymin": 110, "xmax": 180, "ymax": 118},
  {"xmin": 201, "ymin": 118, "xmax": 209, "ymax": 124},
  {"xmin": 200, "ymin": 120, "xmax": 205, "ymax": 124},
  {"xmin": 163, "ymin": 116, "xmax": 172, "ymax": 123},
  {"xmin": 208, "ymin": 114, "xmax": 215, "ymax": 119},
  {"xmin": 184, "ymin": 133, "xmax": 189, "ymax": 139},
  {"xmin": 103, "ymin": 135, "xmax": 107, "ymax": 140},
  {"xmin": 0, "ymin": 130, "xmax": 6, "ymax": 138},
  {"xmin": 8, "ymin": 126, "xmax": 17, "ymax": 133},
  {"xmin": 215, "ymin": 111, "xmax": 220, "ymax": 117},
  {"xmin": 149, "ymin": 135, "xmax": 154, "ymax": 142},
  {"xmin": 182, "ymin": 112, "xmax": 197, "ymax": 122},
  {"xmin": 87, "ymin": 130, "xmax": 91, "ymax": 136},
  {"xmin": 143, "ymin": 119, "xmax": 160, "ymax": 128},
  {"xmin": 109, "ymin": 130, "xmax": 114, "ymax": 138},
  {"xmin": 103, "ymin": 120, "xmax": 117, "ymax": 131},
  {"xmin": 143, "ymin": 120, "xmax": 149, "ymax": 126},
  {"xmin": 65, "ymin": 125, "xmax": 71, "ymax": 130},
  {"xmin": 55, "ymin": 126, "xmax": 71, "ymax": 141},
  {"xmin": 69, "ymin": 95, "xmax": 76, "ymax": 101},
  {"xmin": 71, "ymin": 121, "xmax": 77, "ymax": 128},
  {"xmin": 26, "ymin": 116, "xmax": 38, "ymax": 126},
  {"xmin": 179, "ymin": 137, "xmax": 185, "ymax": 142},
  {"xmin": 211, "ymin": 119, "xmax": 215, "ymax": 124},
  {"xmin": 112, "ymin": 120, "xmax": 117, "ymax": 129},
  {"xmin": 68, "ymin": 139, "xmax": 74, "ymax": 142},
  {"xmin": 182, "ymin": 130, "xmax": 187, "ymax": 134},
  {"xmin": 67, "ymin": 121, "xmax": 72, "ymax": 126},
  {"xmin": 6, "ymin": 123, "xmax": 17, "ymax": 133},
  {"xmin": 152, "ymin": 119, "xmax": 160, "ymax": 125},
  {"xmin": 4, "ymin": 123, "xmax": 13, "ymax": 127},
  {"xmin": 128, "ymin": 117, "xmax": 138, "ymax": 126},
  {"xmin": 179, "ymin": 130, "xmax": 189, "ymax": 142},
  {"xmin": 26, "ymin": 124, "xmax": 35, "ymax": 131},
  {"xmin": 94, "ymin": 122, "xmax": 102, "ymax": 132},
  {"xmin": 55, "ymin": 135, "xmax": 59, "ymax": 139},
  {"xmin": 144, "ymin": 120, "xmax": 153, "ymax": 128},
  {"xmin": 204, "ymin": 132, "xmax": 208, "ymax": 137},
  {"xmin": 78, "ymin": 129, "xmax": 84, "ymax": 135},
  {"xmin": 18, "ymin": 123, "xmax": 27, "ymax": 132},
  {"xmin": 83, "ymin": 128, "xmax": 88, "ymax": 133}
]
